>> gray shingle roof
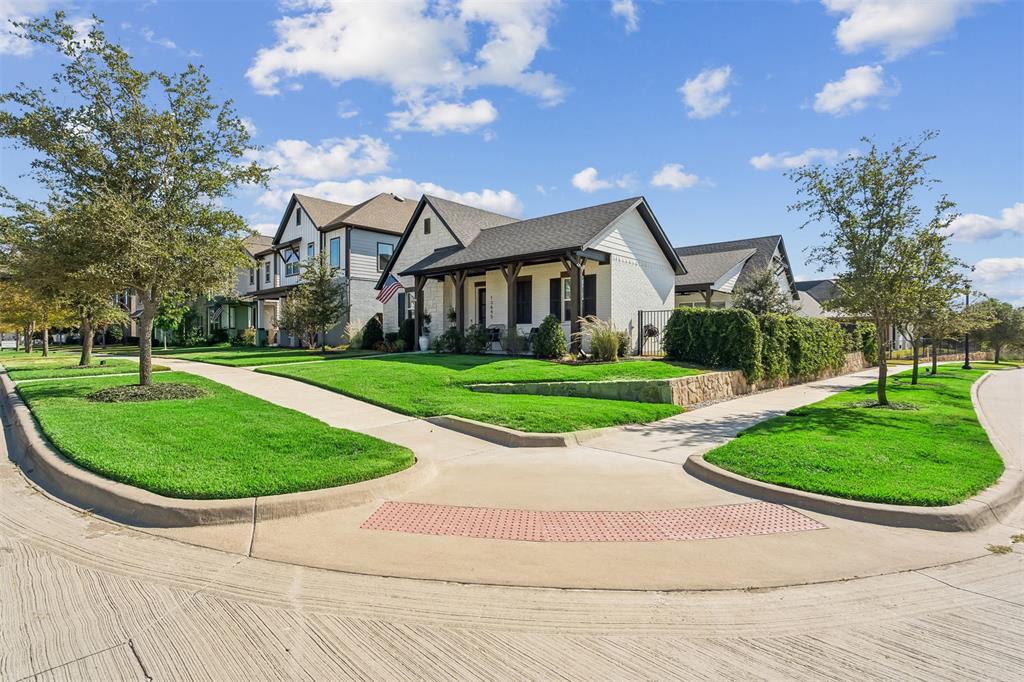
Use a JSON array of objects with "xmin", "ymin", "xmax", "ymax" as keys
[
  {"xmin": 321, "ymin": 193, "xmax": 417, "ymax": 234},
  {"xmin": 674, "ymin": 235, "xmax": 796, "ymax": 296},
  {"xmin": 426, "ymin": 195, "xmax": 519, "ymax": 245},
  {"xmin": 401, "ymin": 197, "xmax": 642, "ymax": 275},
  {"xmin": 674, "ymin": 248, "xmax": 756, "ymax": 288},
  {"xmin": 242, "ymin": 234, "xmax": 274, "ymax": 258},
  {"xmin": 293, "ymin": 194, "xmax": 352, "ymax": 227},
  {"xmin": 795, "ymin": 278, "xmax": 839, "ymax": 304}
]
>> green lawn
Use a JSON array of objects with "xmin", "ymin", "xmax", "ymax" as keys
[
  {"xmin": 16, "ymin": 372, "xmax": 414, "ymax": 499},
  {"xmin": 259, "ymin": 354, "xmax": 701, "ymax": 433},
  {"xmin": 0, "ymin": 352, "xmax": 168, "ymax": 381},
  {"xmin": 704, "ymin": 364, "xmax": 1011, "ymax": 506},
  {"xmin": 156, "ymin": 344, "xmax": 381, "ymax": 367}
]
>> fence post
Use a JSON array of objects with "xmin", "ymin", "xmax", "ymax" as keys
[{"xmin": 637, "ymin": 310, "xmax": 642, "ymax": 356}]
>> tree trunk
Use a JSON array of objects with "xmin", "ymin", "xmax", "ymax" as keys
[
  {"xmin": 13, "ymin": 330, "xmax": 19, "ymax": 352},
  {"xmin": 79, "ymin": 314, "xmax": 94, "ymax": 366},
  {"xmin": 994, "ymin": 345, "xmax": 1001, "ymax": 364},
  {"xmin": 138, "ymin": 293, "xmax": 158, "ymax": 387},
  {"xmin": 320, "ymin": 324, "xmax": 326, "ymax": 352},
  {"xmin": 910, "ymin": 338, "xmax": 920, "ymax": 385},
  {"xmin": 42, "ymin": 324, "xmax": 50, "ymax": 358},
  {"xmin": 24, "ymin": 323, "xmax": 33, "ymax": 354},
  {"xmin": 875, "ymin": 324, "xmax": 888, "ymax": 405},
  {"xmin": 931, "ymin": 341, "xmax": 938, "ymax": 375},
  {"xmin": 102, "ymin": 325, "xmax": 108, "ymax": 349},
  {"xmin": 162, "ymin": 329, "xmax": 168, "ymax": 351}
]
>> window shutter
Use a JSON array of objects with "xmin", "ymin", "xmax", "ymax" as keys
[
  {"xmin": 516, "ymin": 278, "xmax": 532, "ymax": 325},
  {"xmin": 583, "ymin": 274, "xmax": 597, "ymax": 317},
  {"xmin": 549, "ymin": 279, "xmax": 560, "ymax": 319},
  {"xmin": 397, "ymin": 292, "xmax": 406, "ymax": 325}
]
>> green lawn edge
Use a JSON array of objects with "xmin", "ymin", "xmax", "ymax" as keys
[
  {"xmin": 15, "ymin": 372, "xmax": 414, "ymax": 499},
  {"xmin": 703, "ymin": 365, "xmax": 1010, "ymax": 506}
]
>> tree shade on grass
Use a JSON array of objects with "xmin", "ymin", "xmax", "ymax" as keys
[
  {"xmin": 158, "ymin": 345, "xmax": 380, "ymax": 367},
  {"xmin": 0, "ymin": 353, "xmax": 168, "ymax": 381},
  {"xmin": 259, "ymin": 354, "xmax": 701, "ymax": 433},
  {"xmin": 16, "ymin": 372, "xmax": 413, "ymax": 499},
  {"xmin": 704, "ymin": 365, "xmax": 1009, "ymax": 506}
]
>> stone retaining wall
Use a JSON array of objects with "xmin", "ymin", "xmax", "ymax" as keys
[{"xmin": 471, "ymin": 352, "xmax": 871, "ymax": 408}]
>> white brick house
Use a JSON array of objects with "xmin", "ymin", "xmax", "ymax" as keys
[
  {"xmin": 376, "ymin": 195, "xmax": 684, "ymax": 353},
  {"xmin": 249, "ymin": 192, "xmax": 414, "ymax": 346}
]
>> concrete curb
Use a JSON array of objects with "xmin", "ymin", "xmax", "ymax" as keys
[
  {"xmin": 0, "ymin": 371, "xmax": 436, "ymax": 528},
  {"xmin": 683, "ymin": 371, "xmax": 1024, "ymax": 532},
  {"xmin": 425, "ymin": 415, "xmax": 617, "ymax": 448}
]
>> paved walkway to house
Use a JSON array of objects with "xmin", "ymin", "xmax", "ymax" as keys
[
  {"xmin": 113, "ymin": 358, "xmax": 1024, "ymax": 590},
  {"xmin": 2, "ymin": 409, "xmax": 1022, "ymax": 680}
]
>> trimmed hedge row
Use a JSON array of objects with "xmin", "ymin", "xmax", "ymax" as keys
[
  {"xmin": 663, "ymin": 308, "xmax": 762, "ymax": 380},
  {"xmin": 844, "ymin": 321, "xmax": 878, "ymax": 366},
  {"xmin": 664, "ymin": 308, "xmax": 851, "ymax": 382}
]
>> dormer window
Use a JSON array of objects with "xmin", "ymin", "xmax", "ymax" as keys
[
  {"xmin": 424, "ymin": 217, "xmax": 431, "ymax": 235},
  {"xmin": 296, "ymin": 208, "xmax": 302, "ymax": 226}
]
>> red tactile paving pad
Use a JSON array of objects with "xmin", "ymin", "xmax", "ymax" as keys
[{"xmin": 360, "ymin": 501, "xmax": 825, "ymax": 543}]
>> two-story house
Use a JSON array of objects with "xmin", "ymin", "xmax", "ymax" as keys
[
  {"xmin": 673, "ymin": 235, "xmax": 799, "ymax": 308},
  {"xmin": 248, "ymin": 192, "xmax": 415, "ymax": 346}
]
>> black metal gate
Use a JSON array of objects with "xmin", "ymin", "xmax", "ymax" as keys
[{"xmin": 636, "ymin": 309, "xmax": 673, "ymax": 356}]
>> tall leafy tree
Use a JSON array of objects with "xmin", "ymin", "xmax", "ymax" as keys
[
  {"xmin": 788, "ymin": 132, "xmax": 952, "ymax": 405},
  {"xmin": 732, "ymin": 267, "xmax": 794, "ymax": 316},
  {"xmin": 972, "ymin": 299, "xmax": 1024, "ymax": 363},
  {"xmin": 279, "ymin": 255, "xmax": 349, "ymax": 351},
  {"xmin": 0, "ymin": 14, "xmax": 270, "ymax": 385}
]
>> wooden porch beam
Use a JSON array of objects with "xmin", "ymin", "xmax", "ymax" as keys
[
  {"xmin": 501, "ymin": 262, "xmax": 523, "ymax": 346},
  {"xmin": 413, "ymin": 275, "xmax": 426, "ymax": 343},
  {"xmin": 450, "ymin": 271, "xmax": 468, "ymax": 333}
]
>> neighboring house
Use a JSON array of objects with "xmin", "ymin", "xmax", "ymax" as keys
[
  {"xmin": 248, "ymin": 192, "xmax": 415, "ymax": 346},
  {"xmin": 376, "ymin": 195, "xmax": 683, "ymax": 353},
  {"xmin": 795, "ymin": 278, "xmax": 912, "ymax": 351},
  {"xmin": 673, "ymin": 235, "xmax": 799, "ymax": 308},
  {"xmin": 192, "ymin": 234, "xmax": 273, "ymax": 341}
]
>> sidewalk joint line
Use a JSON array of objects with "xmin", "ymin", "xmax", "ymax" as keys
[{"xmin": 912, "ymin": 567, "xmax": 1024, "ymax": 608}]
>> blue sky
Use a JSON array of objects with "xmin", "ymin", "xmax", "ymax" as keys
[{"xmin": 2, "ymin": 0, "xmax": 1022, "ymax": 301}]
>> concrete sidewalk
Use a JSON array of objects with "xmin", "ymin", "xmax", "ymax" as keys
[{"xmin": 139, "ymin": 359, "xmax": 1024, "ymax": 590}]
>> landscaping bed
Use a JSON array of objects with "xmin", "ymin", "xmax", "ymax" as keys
[
  {"xmin": 703, "ymin": 365, "xmax": 1009, "ymax": 506},
  {"xmin": 258, "ymin": 354, "xmax": 700, "ymax": 433},
  {"xmin": 0, "ymin": 353, "xmax": 167, "ymax": 381},
  {"xmin": 157, "ymin": 345, "xmax": 380, "ymax": 367},
  {"xmin": 15, "ymin": 372, "xmax": 413, "ymax": 499}
]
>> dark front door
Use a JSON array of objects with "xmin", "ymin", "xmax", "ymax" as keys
[{"xmin": 477, "ymin": 287, "xmax": 486, "ymax": 326}]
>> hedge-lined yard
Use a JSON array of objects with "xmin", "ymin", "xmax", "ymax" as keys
[{"xmin": 663, "ymin": 308, "xmax": 862, "ymax": 382}]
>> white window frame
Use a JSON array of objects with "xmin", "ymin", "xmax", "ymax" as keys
[
  {"xmin": 286, "ymin": 261, "xmax": 300, "ymax": 278},
  {"xmin": 376, "ymin": 242, "xmax": 393, "ymax": 272},
  {"xmin": 307, "ymin": 241, "xmax": 315, "ymax": 259}
]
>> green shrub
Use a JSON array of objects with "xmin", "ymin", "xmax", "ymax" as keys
[
  {"xmin": 533, "ymin": 315, "xmax": 567, "ymax": 359},
  {"xmin": 503, "ymin": 327, "xmax": 527, "ymax": 355},
  {"xmin": 760, "ymin": 313, "xmax": 791, "ymax": 381},
  {"xmin": 617, "ymin": 331, "xmax": 631, "ymax": 358},
  {"xmin": 787, "ymin": 317, "xmax": 846, "ymax": 379},
  {"xmin": 361, "ymin": 316, "xmax": 383, "ymax": 350},
  {"xmin": 437, "ymin": 327, "xmax": 465, "ymax": 353},
  {"xmin": 579, "ymin": 316, "xmax": 621, "ymax": 362},
  {"xmin": 208, "ymin": 328, "xmax": 228, "ymax": 344},
  {"xmin": 664, "ymin": 308, "xmax": 762, "ymax": 380},
  {"xmin": 240, "ymin": 327, "xmax": 257, "ymax": 346},
  {"xmin": 853, "ymin": 322, "xmax": 878, "ymax": 365},
  {"xmin": 464, "ymin": 323, "xmax": 489, "ymax": 354}
]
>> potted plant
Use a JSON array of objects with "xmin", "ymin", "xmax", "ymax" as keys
[{"xmin": 418, "ymin": 312, "xmax": 432, "ymax": 351}]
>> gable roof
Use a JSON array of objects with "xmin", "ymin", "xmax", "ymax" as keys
[
  {"xmin": 384, "ymin": 196, "xmax": 683, "ymax": 284},
  {"xmin": 425, "ymin": 195, "xmax": 519, "ymax": 245},
  {"xmin": 321, "ymin": 192, "xmax": 417, "ymax": 234},
  {"xmin": 674, "ymin": 248, "xmax": 757, "ymax": 289},
  {"xmin": 271, "ymin": 193, "xmax": 352, "ymax": 244},
  {"xmin": 241, "ymin": 234, "xmax": 274, "ymax": 259},
  {"xmin": 795, "ymin": 278, "xmax": 839, "ymax": 304},
  {"xmin": 674, "ymin": 234, "xmax": 798, "ymax": 298}
]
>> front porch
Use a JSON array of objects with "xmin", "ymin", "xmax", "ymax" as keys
[{"xmin": 404, "ymin": 252, "xmax": 609, "ymax": 354}]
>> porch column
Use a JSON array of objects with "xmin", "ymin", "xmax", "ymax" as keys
[
  {"xmin": 413, "ymin": 275, "xmax": 426, "ymax": 342},
  {"xmin": 500, "ymin": 262, "xmax": 523, "ymax": 340},
  {"xmin": 450, "ymin": 271, "xmax": 467, "ymax": 333},
  {"xmin": 561, "ymin": 253, "xmax": 585, "ymax": 355},
  {"xmin": 702, "ymin": 288, "xmax": 713, "ymax": 307}
]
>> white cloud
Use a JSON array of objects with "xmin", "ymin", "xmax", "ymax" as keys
[
  {"xmin": 257, "ymin": 176, "xmax": 523, "ymax": 217},
  {"xmin": 337, "ymin": 100, "xmax": 359, "ymax": 119},
  {"xmin": 571, "ymin": 167, "xmax": 633, "ymax": 193},
  {"xmin": 973, "ymin": 257, "xmax": 1024, "ymax": 283},
  {"xmin": 246, "ymin": 0, "xmax": 563, "ymax": 133},
  {"xmin": 252, "ymin": 222, "xmax": 277, "ymax": 236},
  {"xmin": 679, "ymin": 65, "xmax": 732, "ymax": 119},
  {"xmin": 388, "ymin": 98, "xmax": 497, "ymax": 134},
  {"xmin": 823, "ymin": 0, "xmax": 980, "ymax": 60},
  {"xmin": 749, "ymin": 147, "xmax": 859, "ymax": 170},
  {"xmin": 239, "ymin": 117, "xmax": 259, "ymax": 137},
  {"xmin": 946, "ymin": 203, "xmax": 1024, "ymax": 242},
  {"xmin": 140, "ymin": 26, "xmax": 176, "ymax": 50},
  {"xmin": 813, "ymin": 64, "xmax": 897, "ymax": 115},
  {"xmin": 248, "ymin": 136, "xmax": 392, "ymax": 182},
  {"xmin": 650, "ymin": 163, "xmax": 701, "ymax": 190},
  {"xmin": 1, "ymin": 1, "xmax": 56, "ymax": 55},
  {"xmin": 611, "ymin": 0, "xmax": 639, "ymax": 33}
]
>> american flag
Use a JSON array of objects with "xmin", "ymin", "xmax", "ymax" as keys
[{"xmin": 377, "ymin": 274, "xmax": 402, "ymax": 303}]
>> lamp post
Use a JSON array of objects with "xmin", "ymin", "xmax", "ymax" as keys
[{"xmin": 962, "ymin": 289, "xmax": 972, "ymax": 370}]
